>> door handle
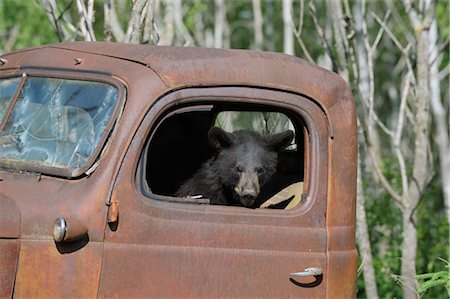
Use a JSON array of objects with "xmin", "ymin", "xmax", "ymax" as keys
[{"xmin": 290, "ymin": 267, "xmax": 323, "ymax": 277}]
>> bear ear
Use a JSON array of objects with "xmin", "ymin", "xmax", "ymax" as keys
[
  {"xmin": 208, "ymin": 127, "xmax": 234, "ymax": 150},
  {"xmin": 265, "ymin": 130, "xmax": 295, "ymax": 152}
]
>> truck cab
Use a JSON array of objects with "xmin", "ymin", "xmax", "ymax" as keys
[{"xmin": 0, "ymin": 42, "xmax": 357, "ymax": 298}]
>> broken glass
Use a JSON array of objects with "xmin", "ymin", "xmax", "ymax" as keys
[
  {"xmin": 0, "ymin": 76, "xmax": 119, "ymax": 175},
  {"xmin": 0, "ymin": 77, "xmax": 20, "ymax": 121}
]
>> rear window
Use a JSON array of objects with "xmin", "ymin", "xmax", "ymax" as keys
[{"xmin": 0, "ymin": 76, "xmax": 119, "ymax": 177}]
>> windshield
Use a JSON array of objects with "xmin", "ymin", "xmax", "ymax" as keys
[
  {"xmin": 0, "ymin": 76, "xmax": 119, "ymax": 176},
  {"xmin": 0, "ymin": 77, "xmax": 21, "ymax": 120}
]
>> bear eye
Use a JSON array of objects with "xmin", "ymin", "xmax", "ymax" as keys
[
  {"xmin": 256, "ymin": 167, "xmax": 265, "ymax": 175},
  {"xmin": 234, "ymin": 165, "xmax": 243, "ymax": 173}
]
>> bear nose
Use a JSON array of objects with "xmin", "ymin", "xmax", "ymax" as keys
[
  {"xmin": 235, "ymin": 171, "xmax": 260, "ymax": 207},
  {"xmin": 242, "ymin": 188, "xmax": 257, "ymax": 199},
  {"xmin": 240, "ymin": 187, "xmax": 258, "ymax": 207}
]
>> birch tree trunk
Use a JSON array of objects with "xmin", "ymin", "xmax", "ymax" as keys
[
  {"xmin": 264, "ymin": 0, "xmax": 275, "ymax": 52},
  {"xmin": 160, "ymin": 0, "xmax": 174, "ymax": 46},
  {"xmin": 173, "ymin": 0, "xmax": 194, "ymax": 46},
  {"xmin": 328, "ymin": 0, "xmax": 348, "ymax": 80},
  {"xmin": 128, "ymin": 0, "xmax": 148, "ymax": 44},
  {"xmin": 282, "ymin": 0, "xmax": 294, "ymax": 55},
  {"xmin": 356, "ymin": 146, "xmax": 379, "ymax": 299},
  {"xmin": 400, "ymin": 3, "xmax": 433, "ymax": 298},
  {"xmin": 143, "ymin": 0, "xmax": 159, "ymax": 44},
  {"xmin": 427, "ymin": 1, "xmax": 450, "ymax": 263},
  {"xmin": 252, "ymin": 0, "xmax": 263, "ymax": 51},
  {"xmin": 214, "ymin": 0, "xmax": 225, "ymax": 48}
]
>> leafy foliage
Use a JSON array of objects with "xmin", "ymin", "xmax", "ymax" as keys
[
  {"xmin": 417, "ymin": 260, "xmax": 450, "ymax": 297},
  {"xmin": 0, "ymin": 0, "xmax": 58, "ymax": 51}
]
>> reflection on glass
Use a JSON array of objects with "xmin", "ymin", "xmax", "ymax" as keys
[
  {"xmin": 0, "ymin": 77, "xmax": 20, "ymax": 121},
  {"xmin": 0, "ymin": 77, "xmax": 118, "ymax": 173}
]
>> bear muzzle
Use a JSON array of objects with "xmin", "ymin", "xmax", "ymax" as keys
[{"xmin": 234, "ymin": 171, "xmax": 260, "ymax": 207}]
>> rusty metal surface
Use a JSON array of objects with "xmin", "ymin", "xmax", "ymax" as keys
[
  {"xmin": 99, "ymin": 245, "xmax": 326, "ymax": 298},
  {"xmin": 46, "ymin": 42, "xmax": 349, "ymax": 111},
  {"xmin": 101, "ymin": 87, "xmax": 331, "ymax": 297},
  {"xmin": 14, "ymin": 240, "xmax": 103, "ymax": 298},
  {"xmin": 0, "ymin": 42, "xmax": 357, "ymax": 298},
  {"xmin": 0, "ymin": 193, "xmax": 20, "ymax": 238},
  {"xmin": 0, "ymin": 240, "xmax": 19, "ymax": 299},
  {"xmin": 325, "ymin": 80, "xmax": 357, "ymax": 298},
  {"xmin": 2, "ymin": 42, "xmax": 351, "ymax": 117}
]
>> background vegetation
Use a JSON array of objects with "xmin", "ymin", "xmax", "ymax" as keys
[{"xmin": 1, "ymin": 0, "xmax": 449, "ymax": 297}]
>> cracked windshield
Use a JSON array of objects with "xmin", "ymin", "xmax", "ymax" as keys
[{"xmin": 0, "ymin": 76, "xmax": 118, "ymax": 174}]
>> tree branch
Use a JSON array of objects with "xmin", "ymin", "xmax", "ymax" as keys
[
  {"xmin": 291, "ymin": 0, "xmax": 314, "ymax": 63},
  {"xmin": 309, "ymin": 2, "xmax": 338, "ymax": 72},
  {"xmin": 359, "ymin": 117, "xmax": 404, "ymax": 205},
  {"xmin": 174, "ymin": 0, "xmax": 194, "ymax": 46},
  {"xmin": 39, "ymin": 0, "xmax": 74, "ymax": 41},
  {"xmin": 394, "ymin": 70, "xmax": 413, "ymax": 195},
  {"xmin": 76, "ymin": 0, "xmax": 96, "ymax": 41}
]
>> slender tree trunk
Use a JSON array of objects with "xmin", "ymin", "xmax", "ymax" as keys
[
  {"xmin": 328, "ymin": 0, "xmax": 348, "ymax": 79},
  {"xmin": 282, "ymin": 0, "xmax": 294, "ymax": 55},
  {"xmin": 401, "ymin": 206, "xmax": 419, "ymax": 299},
  {"xmin": 160, "ymin": 0, "xmax": 174, "ymax": 46},
  {"xmin": 264, "ymin": 0, "xmax": 275, "ymax": 52},
  {"xmin": 104, "ymin": 0, "xmax": 125, "ymax": 42},
  {"xmin": 128, "ymin": 0, "xmax": 148, "ymax": 44},
  {"xmin": 173, "ymin": 0, "xmax": 194, "ymax": 46},
  {"xmin": 143, "ymin": 0, "xmax": 159, "ymax": 44},
  {"xmin": 353, "ymin": 4, "xmax": 380, "ymax": 298},
  {"xmin": 400, "ymin": 17, "xmax": 432, "ymax": 299},
  {"xmin": 428, "ymin": 2, "xmax": 450, "ymax": 263},
  {"xmin": 252, "ymin": 0, "xmax": 263, "ymax": 51},
  {"xmin": 193, "ymin": 4, "xmax": 206, "ymax": 47},
  {"xmin": 356, "ymin": 149, "xmax": 379, "ymax": 299},
  {"xmin": 214, "ymin": 0, "xmax": 225, "ymax": 48},
  {"xmin": 353, "ymin": 0, "xmax": 382, "ymax": 168}
]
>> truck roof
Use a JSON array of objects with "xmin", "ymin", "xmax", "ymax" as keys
[{"xmin": 2, "ymin": 42, "xmax": 350, "ymax": 111}]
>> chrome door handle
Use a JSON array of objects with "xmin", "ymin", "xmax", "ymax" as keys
[{"xmin": 290, "ymin": 267, "xmax": 323, "ymax": 277}]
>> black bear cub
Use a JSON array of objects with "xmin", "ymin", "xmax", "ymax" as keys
[{"xmin": 176, "ymin": 127, "xmax": 294, "ymax": 208}]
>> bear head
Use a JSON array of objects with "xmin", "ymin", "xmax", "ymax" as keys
[{"xmin": 208, "ymin": 127, "xmax": 294, "ymax": 208}]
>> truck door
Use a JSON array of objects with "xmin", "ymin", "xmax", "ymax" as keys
[
  {"xmin": 0, "ymin": 71, "xmax": 124, "ymax": 298},
  {"xmin": 100, "ymin": 87, "xmax": 330, "ymax": 298},
  {"xmin": 0, "ymin": 195, "xmax": 20, "ymax": 299}
]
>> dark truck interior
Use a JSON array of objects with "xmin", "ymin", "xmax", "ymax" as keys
[{"xmin": 142, "ymin": 102, "xmax": 306, "ymax": 209}]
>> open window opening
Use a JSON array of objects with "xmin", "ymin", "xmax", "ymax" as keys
[{"xmin": 143, "ymin": 102, "xmax": 308, "ymax": 209}]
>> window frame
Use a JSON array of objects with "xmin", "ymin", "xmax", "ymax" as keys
[
  {"xmin": 136, "ymin": 86, "xmax": 330, "ymax": 218},
  {"xmin": 0, "ymin": 69, "xmax": 126, "ymax": 178}
]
